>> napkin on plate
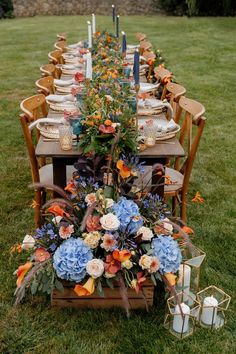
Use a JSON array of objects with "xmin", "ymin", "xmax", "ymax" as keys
[
  {"xmin": 165, "ymin": 119, "xmax": 178, "ymax": 132},
  {"xmin": 54, "ymin": 78, "xmax": 75, "ymax": 86},
  {"xmin": 46, "ymin": 94, "xmax": 75, "ymax": 103}
]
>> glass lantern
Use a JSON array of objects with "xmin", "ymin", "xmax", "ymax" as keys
[
  {"xmin": 176, "ymin": 245, "xmax": 206, "ymax": 306},
  {"xmin": 196, "ymin": 285, "xmax": 231, "ymax": 330},
  {"xmin": 164, "ymin": 291, "xmax": 201, "ymax": 339}
]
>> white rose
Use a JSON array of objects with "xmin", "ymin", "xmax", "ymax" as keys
[
  {"xmin": 137, "ymin": 226, "xmax": 154, "ymax": 241},
  {"xmin": 22, "ymin": 234, "xmax": 35, "ymax": 250},
  {"xmin": 83, "ymin": 232, "xmax": 101, "ymax": 249},
  {"xmin": 86, "ymin": 259, "xmax": 104, "ymax": 279},
  {"xmin": 139, "ymin": 255, "xmax": 152, "ymax": 270},
  {"xmin": 163, "ymin": 218, "xmax": 173, "ymax": 234},
  {"xmin": 100, "ymin": 213, "xmax": 120, "ymax": 231},
  {"xmin": 52, "ymin": 216, "xmax": 62, "ymax": 225},
  {"xmin": 122, "ymin": 259, "xmax": 133, "ymax": 270},
  {"xmin": 139, "ymin": 255, "xmax": 159, "ymax": 273},
  {"xmin": 105, "ymin": 198, "xmax": 114, "ymax": 208}
]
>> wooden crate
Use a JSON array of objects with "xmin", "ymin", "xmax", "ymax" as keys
[{"xmin": 51, "ymin": 279, "xmax": 154, "ymax": 309}]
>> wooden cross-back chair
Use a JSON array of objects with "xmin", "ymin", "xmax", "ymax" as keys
[
  {"xmin": 136, "ymin": 32, "xmax": 147, "ymax": 42},
  {"xmin": 162, "ymin": 82, "xmax": 186, "ymax": 121},
  {"xmin": 57, "ymin": 33, "xmax": 67, "ymax": 41},
  {"xmin": 48, "ymin": 50, "xmax": 64, "ymax": 65},
  {"xmin": 54, "ymin": 41, "xmax": 67, "ymax": 53},
  {"xmin": 140, "ymin": 41, "xmax": 152, "ymax": 55},
  {"xmin": 36, "ymin": 76, "xmax": 55, "ymax": 96},
  {"xmin": 20, "ymin": 94, "xmax": 52, "ymax": 227},
  {"xmin": 164, "ymin": 96, "xmax": 206, "ymax": 222},
  {"xmin": 154, "ymin": 67, "xmax": 173, "ymax": 100},
  {"xmin": 40, "ymin": 63, "xmax": 61, "ymax": 79}
]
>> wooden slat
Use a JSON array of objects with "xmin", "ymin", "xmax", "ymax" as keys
[
  {"xmin": 52, "ymin": 298, "xmax": 153, "ymax": 309},
  {"xmin": 52, "ymin": 286, "xmax": 153, "ymax": 300}
]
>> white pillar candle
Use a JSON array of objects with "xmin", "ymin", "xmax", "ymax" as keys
[
  {"xmin": 173, "ymin": 303, "xmax": 190, "ymax": 334},
  {"xmin": 92, "ymin": 14, "xmax": 96, "ymax": 34},
  {"xmin": 201, "ymin": 296, "xmax": 218, "ymax": 325},
  {"xmin": 87, "ymin": 21, "xmax": 92, "ymax": 48},
  {"xmin": 86, "ymin": 52, "xmax": 92, "ymax": 80},
  {"xmin": 177, "ymin": 264, "xmax": 191, "ymax": 300}
]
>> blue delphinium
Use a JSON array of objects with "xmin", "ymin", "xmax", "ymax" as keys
[
  {"xmin": 112, "ymin": 197, "xmax": 143, "ymax": 234},
  {"xmin": 151, "ymin": 235, "xmax": 182, "ymax": 274},
  {"xmin": 53, "ymin": 238, "xmax": 93, "ymax": 283},
  {"xmin": 34, "ymin": 223, "xmax": 60, "ymax": 252}
]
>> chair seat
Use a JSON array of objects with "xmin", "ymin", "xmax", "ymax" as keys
[
  {"xmin": 39, "ymin": 164, "xmax": 76, "ymax": 185},
  {"xmin": 164, "ymin": 167, "xmax": 183, "ymax": 193}
]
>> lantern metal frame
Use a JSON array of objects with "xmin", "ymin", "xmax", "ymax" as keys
[
  {"xmin": 176, "ymin": 245, "xmax": 206, "ymax": 306},
  {"xmin": 164, "ymin": 291, "xmax": 201, "ymax": 339},
  {"xmin": 196, "ymin": 285, "xmax": 231, "ymax": 330}
]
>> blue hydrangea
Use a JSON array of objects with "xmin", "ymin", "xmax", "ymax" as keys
[
  {"xmin": 112, "ymin": 197, "xmax": 143, "ymax": 234},
  {"xmin": 53, "ymin": 238, "xmax": 93, "ymax": 283},
  {"xmin": 151, "ymin": 235, "xmax": 182, "ymax": 274}
]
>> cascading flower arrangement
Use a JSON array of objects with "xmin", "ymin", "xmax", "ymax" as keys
[{"xmin": 13, "ymin": 157, "xmax": 187, "ymax": 308}]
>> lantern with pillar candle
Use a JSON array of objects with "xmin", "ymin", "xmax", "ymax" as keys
[
  {"xmin": 164, "ymin": 291, "xmax": 201, "ymax": 339},
  {"xmin": 197, "ymin": 285, "xmax": 231, "ymax": 330},
  {"xmin": 176, "ymin": 245, "xmax": 206, "ymax": 306}
]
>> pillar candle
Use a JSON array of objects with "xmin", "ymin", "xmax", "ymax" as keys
[
  {"xmin": 86, "ymin": 52, "xmax": 92, "ymax": 80},
  {"xmin": 112, "ymin": 4, "xmax": 115, "ymax": 23},
  {"xmin": 201, "ymin": 296, "xmax": 218, "ymax": 325},
  {"xmin": 133, "ymin": 49, "xmax": 140, "ymax": 86},
  {"xmin": 92, "ymin": 14, "xmax": 96, "ymax": 34},
  {"xmin": 121, "ymin": 31, "xmax": 127, "ymax": 54},
  {"xmin": 87, "ymin": 21, "xmax": 92, "ymax": 48},
  {"xmin": 116, "ymin": 15, "xmax": 119, "ymax": 38},
  {"xmin": 177, "ymin": 264, "xmax": 191, "ymax": 301},
  {"xmin": 173, "ymin": 303, "xmax": 190, "ymax": 334}
]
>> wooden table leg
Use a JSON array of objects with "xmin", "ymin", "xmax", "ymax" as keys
[
  {"xmin": 139, "ymin": 158, "xmax": 166, "ymax": 199},
  {"xmin": 52, "ymin": 157, "xmax": 77, "ymax": 197}
]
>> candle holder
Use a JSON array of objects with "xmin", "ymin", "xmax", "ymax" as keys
[
  {"xmin": 196, "ymin": 285, "xmax": 231, "ymax": 330},
  {"xmin": 59, "ymin": 125, "xmax": 73, "ymax": 151},
  {"xmin": 164, "ymin": 291, "xmax": 201, "ymax": 339},
  {"xmin": 176, "ymin": 245, "xmax": 206, "ymax": 306}
]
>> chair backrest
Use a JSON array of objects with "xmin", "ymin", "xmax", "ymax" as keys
[
  {"xmin": 40, "ymin": 63, "xmax": 56, "ymax": 77},
  {"xmin": 57, "ymin": 33, "xmax": 67, "ymax": 41},
  {"xmin": 165, "ymin": 82, "xmax": 186, "ymax": 120},
  {"xmin": 154, "ymin": 67, "xmax": 173, "ymax": 100},
  {"xmin": 48, "ymin": 50, "xmax": 64, "ymax": 65},
  {"xmin": 36, "ymin": 76, "xmax": 55, "ymax": 96},
  {"xmin": 136, "ymin": 32, "xmax": 146, "ymax": 42},
  {"xmin": 174, "ymin": 96, "xmax": 206, "ymax": 194},
  {"xmin": 19, "ymin": 94, "xmax": 48, "ymax": 183},
  {"xmin": 140, "ymin": 41, "xmax": 152, "ymax": 54},
  {"xmin": 54, "ymin": 41, "xmax": 67, "ymax": 52}
]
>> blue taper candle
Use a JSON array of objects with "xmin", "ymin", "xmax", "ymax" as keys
[
  {"xmin": 133, "ymin": 49, "xmax": 140, "ymax": 85},
  {"xmin": 116, "ymin": 15, "xmax": 119, "ymax": 38},
  {"xmin": 112, "ymin": 4, "xmax": 115, "ymax": 23},
  {"xmin": 121, "ymin": 31, "xmax": 127, "ymax": 54}
]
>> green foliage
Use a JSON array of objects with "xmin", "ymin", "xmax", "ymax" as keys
[
  {"xmin": 0, "ymin": 0, "xmax": 14, "ymax": 19},
  {"xmin": 159, "ymin": 0, "xmax": 236, "ymax": 16}
]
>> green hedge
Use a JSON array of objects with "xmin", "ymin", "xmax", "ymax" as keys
[
  {"xmin": 159, "ymin": 0, "xmax": 236, "ymax": 16},
  {"xmin": 0, "ymin": 0, "xmax": 14, "ymax": 19}
]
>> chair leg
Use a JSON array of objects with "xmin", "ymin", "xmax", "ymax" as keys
[
  {"xmin": 172, "ymin": 196, "xmax": 178, "ymax": 217},
  {"xmin": 34, "ymin": 190, "xmax": 42, "ymax": 228},
  {"xmin": 180, "ymin": 193, "xmax": 187, "ymax": 223}
]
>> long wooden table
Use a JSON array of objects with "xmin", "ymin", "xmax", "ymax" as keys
[{"xmin": 35, "ymin": 119, "xmax": 185, "ymax": 196}]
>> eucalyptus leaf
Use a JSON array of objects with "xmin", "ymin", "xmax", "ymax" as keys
[
  {"xmin": 105, "ymin": 278, "xmax": 114, "ymax": 289},
  {"xmin": 31, "ymin": 278, "xmax": 39, "ymax": 295},
  {"xmin": 55, "ymin": 279, "xmax": 64, "ymax": 293},
  {"xmin": 97, "ymin": 280, "xmax": 105, "ymax": 298}
]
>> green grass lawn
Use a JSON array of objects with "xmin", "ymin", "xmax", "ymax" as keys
[{"xmin": 0, "ymin": 15, "xmax": 236, "ymax": 354}]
